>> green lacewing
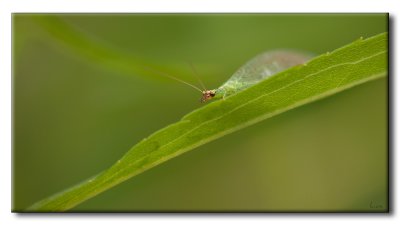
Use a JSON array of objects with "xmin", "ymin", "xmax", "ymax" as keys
[{"xmin": 159, "ymin": 50, "xmax": 312, "ymax": 103}]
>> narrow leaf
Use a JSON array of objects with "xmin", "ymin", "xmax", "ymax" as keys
[
  {"xmin": 33, "ymin": 15, "xmax": 216, "ymax": 80},
  {"xmin": 33, "ymin": 16, "xmax": 155, "ymax": 78},
  {"xmin": 28, "ymin": 32, "xmax": 388, "ymax": 211}
]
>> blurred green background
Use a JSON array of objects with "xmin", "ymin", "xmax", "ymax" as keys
[{"xmin": 13, "ymin": 14, "xmax": 388, "ymax": 212}]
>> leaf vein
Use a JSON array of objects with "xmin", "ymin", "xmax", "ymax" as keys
[{"xmin": 158, "ymin": 49, "xmax": 388, "ymax": 150}]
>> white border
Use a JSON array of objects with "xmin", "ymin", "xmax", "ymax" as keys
[{"xmin": 1, "ymin": 0, "xmax": 398, "ymax": 225}]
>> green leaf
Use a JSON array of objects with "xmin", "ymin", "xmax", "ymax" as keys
[
  {"xmin": 32, "ymin": 15, "xmax": 159, "ymax": 78},
  {"xmin": 28, "ymin": 32, "xmax": 387, "ymax": 211},
  {"xmin": 32, "ymin": 15, "xmax": 217, "ymax": 80}
]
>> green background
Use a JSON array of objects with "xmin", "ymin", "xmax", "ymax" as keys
[{"xmin": 13, "ymin": 14, "xmax": 388, "ymax": 212}]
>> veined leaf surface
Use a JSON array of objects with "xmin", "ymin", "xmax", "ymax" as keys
[{"xmin": 28, "ymin": 32, "xmax": 388, "ymax": 211}]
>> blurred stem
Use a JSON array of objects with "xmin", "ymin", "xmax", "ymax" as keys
[{"xmin": 33, "ymin": 15, "xmax": 180, "ymax": 79}]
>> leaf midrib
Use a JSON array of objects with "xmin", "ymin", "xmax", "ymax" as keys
[{"xmin": 101, "ymin": 49, "xmax": 387, "ymax": 187}]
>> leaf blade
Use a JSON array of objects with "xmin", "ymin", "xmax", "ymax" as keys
[{"xmin": 28, "ymin": 32, "xmax": 388, "ymax": 212}]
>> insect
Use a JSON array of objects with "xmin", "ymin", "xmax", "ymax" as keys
[{"xmin": 158, "ymin": 50, "xmax": 312, "ymax": 103}]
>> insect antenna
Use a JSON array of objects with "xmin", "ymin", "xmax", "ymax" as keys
[
  {"xmin": 188, "ymin": 61, "xmax": 207, "ymax": 91},
  {"xmin": 143, "ymin": 65, "xmax": 203, "ymax": 93}
]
